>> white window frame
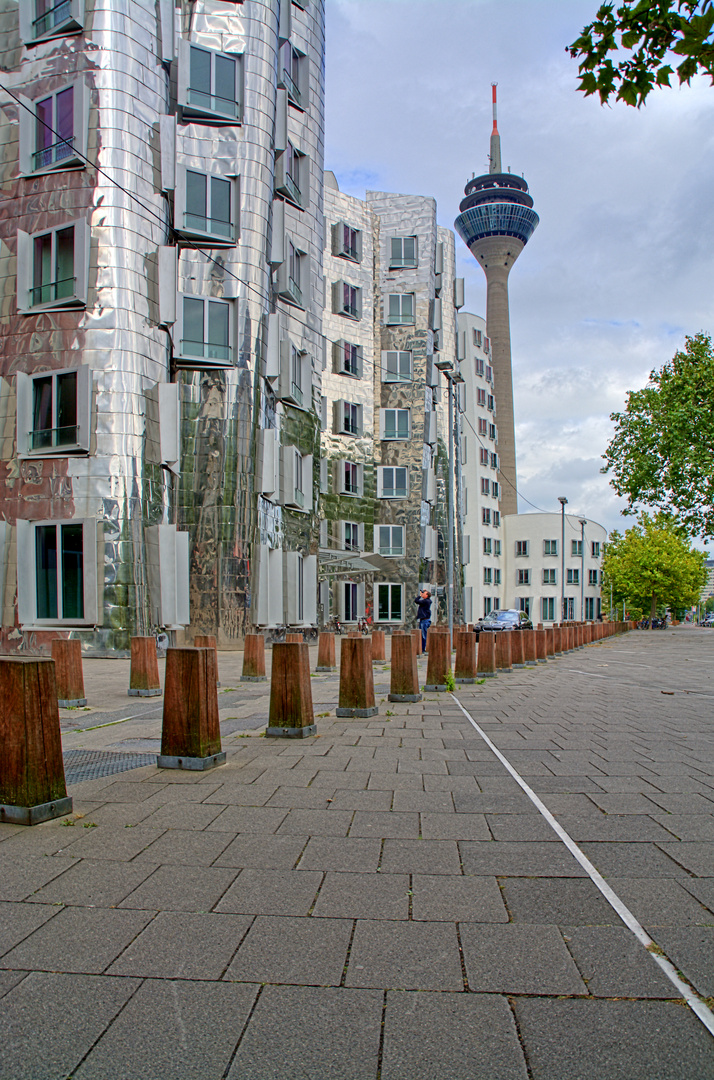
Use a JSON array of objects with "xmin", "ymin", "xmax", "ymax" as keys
[
  {"xmin": 542, "ymin": 596, "xmax": 555, "ymax": 621},
  {"xmin": 332, "ymin": 279, "xmax": 362, "ymax": 320},
  {"xmin": 275, "ymin": 140, "xmax": 310, "ymax": 210},
  {"xmin": 17, "ymin": 517, "xmax": 99, "ymax": 627},
  {"xmin": 490, "ymin": 452, "xmax": 498, "ymax": 470},
  {"xmin": 16, "ymin": 365, "xmax": 91, "ymax": 457},
  {"xmin": 489, "ymin": 424, "xmax": 496, "ymax": 440},
  {"xmin": 279, "ymin": 338, "xmax": 311, "ymax": 409},
  {"xmin": 494, "ymin": 540, "xmax": 501, "ymax": 556},
  {"xmin": 480, "ymin": 478, "xmax": 490, "ymax": 496},
  {"xmin": 592, "ymin": 541, "xmax": 601, "ymax": 558},
  {"xmin": 494, "ymin": 511, "xmax": 501, "ymax": 526},
  {"xmin": 588, "ymin": 569, "xmax": 598, "ymax": 586},
  {"xmin": 567, "ymin": 568, "xmax": 580, "ymax": 586},
  {"xmin": 375, "ymin": 582, "xmax": 404, "ymax": 623},
  {"xmin": 337, "ymin": 460, "xmax": 363, "ymax": 497},
  {"xmin": 483, "ymin": 538, "xmax": 492, "ymax": 555},
  {"xmin": 377, "ymin": 466, "xmax": 409, "ymax": 499},
  {"xmin": 494, "ymin": 569, "xmax": 502, "ymax": 586},
  {"xmin": 17, "ymin": 217, "xmax": 89, "ymax": 314},
  {"xmin": 18, "ymin": 79, "xmax": 89, "ymax": 176},
  {"xmin": 332, "ymin": 221, "xmax": 362, "ymax": 262},
  {"xmin": 381, "ymin": 350, "xmax": 412, "ymax": 383},
  {"xmin": 475, "ymin": 357, "xmax": 485, "ymax": 376},
  {"xmin": 572, "ymin": 540, "xmax": 583, "ymax": 557},
  {"xmin": 333, "ymin": 339, "xmax": 363, "ymax": 379},
  {"xmin": 389, "ymin": 235, "xmax": 418, "ymax": 269},
  {"xmin": 543, "ymin": 568, "xmax": 557, "ymax": 585},
  {"xmin": 340, "ymin": 579, "xmax": 365, "ymax": 623},
  {"xmin": 517, "ymin": 569, "xmax": 531, "ymax": 586},
  {"xmin": 483, "ymin": 567, "xmax": 492, "ymax": 585},
  {"xmin": 280, "ymin": 445, "xmax": 312, "ymax": 511},
  {"xmin": 492, "ymin": 482, "xmax": 499, "ymax": 498},
  {"xmin": 275, "ymin": 236, "xmax": 309, "ymax": 309},
  {"xmin": 20, "ymin": 0, "xmax": 84, "ymax": 43},
  {"xmin": 518, "ymin": 597, "xmax": 531, "ymax": 616},
  {"xmin": 544, "ymin": 539, "xmax": 558, "ymax": 556},
  {"xmin": 174, "ymin": 292, "xmax": 235, "ymax": 368},
  {"xmin": 174, "ymin": 166, "xmax": 239, "ymax": 247},
  {"xmin": 334, "ymin": 399, "xmax": 362, "ymax": 437},
  {"xmin": 482, "ymin": 508, "xmax": 491, "ymax": 525},
  {"xmin": 277, "ymin": 39, "xmax": 308, "ymax": 110},
  {"xmin": 479, "ymin": 447, "xmax": 489, "ymax": 466},
  {"xmin": 177, "ymin": 40, "xmax": 243, "ymax": 125},
  {"xmin": 340, "ymin": 520, "xmax": 363, "ymax": 552},
  {"xmin": 376, "ymin": 524, "xmax": 404, "ymax": 557},
  {"xmin": 384, "ymin": 293, "xmax": 415, "ymax": 325},
  {"xmin": 478, "ymin": 418, "xmax": 488, "ymax": 435},
  {"xmin": 477, "ymin": 388, "xmax": 486, "ymax": 406},
  {"xmin": 380, "ymin": 408, "xmax": 410, "ymax": 441}
]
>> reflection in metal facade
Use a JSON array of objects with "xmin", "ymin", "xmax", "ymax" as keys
[{"xmin": 0, "ymin": 0, "xmax": 325, "ymax": 654}]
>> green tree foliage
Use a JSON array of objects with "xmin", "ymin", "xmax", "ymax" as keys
[
  {"xmin": 602, "ymin": 514, "xmax": 707, "ymax": 621},
  {"xmin": 603, "ymin": 333, "xmax": 714, "ymax": 538},
  {"xmin": 568, "ymin": 0, "xmax": 714, "ymax": 106}
]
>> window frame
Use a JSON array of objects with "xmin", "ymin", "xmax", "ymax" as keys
[
  {"xmin": 380, "ymin": 407, "xmax": 410, "ymax": 441},
  {"xmin": 332, "ymin": 221, "xmax": 362, "ymax": 263},
  {"xmin": 482, "ymin": 508, "xmax": 491, "ymax": 525},
  {"xmin": 275, "ymin": 140, "xmax": 310, "ymax": 210},
  {"xmin": 16, "ymin": 516, "xmax": 99, "ymax": 627},
  {"xmin": 335, "ymin": 399, "xmax": 363, "ymax": 437},
  {"xmin": 375, "ymin": 581, "xmax": 404, "ymax": 623},
  {"xmin": 177, "ymin": 40, "xmax": 243, "ymax": 125},
  {"xmin": 571, "ymin": 539, "xmax": 583, "ymax": 557},
  {"xmin": 567, "ymin": 568, "xmax": 580, "ymax": 586},
  {"xmin": 544, "ymin": 539, "xmax": 558, "ymax": 556},
  {"xmin": 277, "ymin": 39, "xmax": 308, "ymax": 110},
  {"xmin": 17, "ymin": 217, "xmax": 89, "ymax": 314},
  {"xmin": 517, "ymin": 569, "xmax": 531, "ymax": 586},
  {"xmin": 381, "ymin": 350, "xmax": 412, "ymax": 383},
  {"xmin": 21, "ymin": 0, "xmax": 84, "ymax": 44},
  {"xmin": 384, "ymin": 292, "xmax": 415, "ymax": 326},
  {"xmin": 174, "ymin": 292, "xmax": 235, "ymax": 369},
  {"xmin": 333, "ymin": 339, "xmax": 363, "ymax": 379},
  {"xmin": 278, "ymin": 338, "xmax": 311, "ymax": 410},
  {"xmin": 337, "ymin": 460, "xmax": 363, "ymax": 497},
  {"xmin": 332, "ymin": 279, "xmax": 362, "ymax": 321},
  {"xmin": 542, "ymin": 568, "xmax": 557, "ymax": 585},
  {"xmin": 377, "ymin": 466, "xmax": 409, "ymax": 500},
  {"xmin": 16, "ymin": 365, "xmax": 91, "ymax": 457},
  {"xmin": 174, "ymin": 166, "xmax": 239, "ymax": 247},
  {"xmin": 591, "ymin": 541, "xmax": 601, "ymax": 558},
  {"xmin": 389, "ymin": 235, "xmax": 418, "ymax": 269},
  {"xmin": 18, "ymin": 79, "xmax": 89, "ymax": 176},
  {"xmin": 275, "ymin": 237, "xmax": 308, "ymax": 308},
  {"xmin": 588, "ymin": 569, "xmax": 598, "ymax": 586},
  {"xmin": 377, "ymin": 524, "xmax": 404, "ymax": 557}
]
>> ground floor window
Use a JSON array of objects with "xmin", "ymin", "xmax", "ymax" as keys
[
  {"xmin": 344, "ymin": 581, "xmax": 358, "ymax": 622},
  {"xmin": 585, "ymin": 596, "xmax": 595, "ymax": 620},
  {"xmin": 376, "ymin": 582, "xmax": 403, "ymax": 622},
  {"xmin": 17, "ymin": 517, "xmax": 98, "ymax": 625},
  {"xmin": 483, "ymin": 597, "xmax": 492, "ymax": 616},
  {"xmin": 518, "ymin": 597, "xmax": 531, "ymax": 616},
  {"xmin": 564, "ymin": 597, "xmax": 575, "ymax": 620},
  {"xmin": 541, "ymin": 596, "xmax": 555, "ymax": 621}
]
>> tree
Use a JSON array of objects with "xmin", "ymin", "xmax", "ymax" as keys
[
  {"xmin": 568, "ymin": 1, "xmax": 714, "ymax": 106},
  {"xmin": 602, "ymin": 513, "xmax": 707, "ymax": 623},
  {"xmin": 603, "ymin": 333, "xmax": 714, "ymax": 538}
]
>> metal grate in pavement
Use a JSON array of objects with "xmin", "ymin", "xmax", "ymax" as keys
[{"xmin": 63, "ymin": 749, "xmax": 157, "ymax": 784}]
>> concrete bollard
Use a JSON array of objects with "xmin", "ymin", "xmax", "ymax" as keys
[
  {"xmin": 454, "ymin": 630, "xmax": 478, "ymax": 683},
  {"xmin": 195, "ymin": 635, "xmax": 221, "ymax": 687},
  {"xmin": 242, "ymin": 633, "xmax": 267, "ymax": 681},
  {"xmin": 495, "ymin": 631, "xmax": 513, "ymax": 673},
  {"xmin": 0, "ymin": 658, "xmax": 72, "ymax": 825},
  {"xmin": 535, "ymin": 629, "xmax": 548, "ymax": 662},
  {"xmin": 316, "ymin": 632, "xmax": 337, "ymax": 672},
  {"xmin": 51, "ymin": 638, "xmax": 86, "ymax": 707},
  {"xmin": 371, "ymin": 629, "xmax": 386, "ymax": 663},
  {"xmin": 477, "ymin": 632, "xmax": 497, "ymax": 677},
  {"xmin": 511, "ymin": 631, "xmax": 526, "ymax": 668},
  {"xmin": 337, "ymin": 636, "xmax": 378, "ymax": 717},
  {"xmin": 128, "ymin": 636, "xmax": 162, "ymax": 697},
  {"xmin": 425, "ymin": 628, "xmax": 451, "ymax": 691},
  {"xmin": 522, "ymin": 629, "xmax": 537, "ymax": 665},
  {"xmin": 286, "ymin": 633, "xmax": 303, "ymax": 643},
  {"xmin": 158, "ymin": 648, "xmax": 226, "ymax": 770},
  {"xmin": 411, "ymin": 628, "xmax": 422, "ymax": 656},
  {"xmin": 388, "ymin": 633, "xmax": 422, "ymax": 702},
  {"xmin": 267, "ymin": 641, "xmax": 316, "ymax": 738}
]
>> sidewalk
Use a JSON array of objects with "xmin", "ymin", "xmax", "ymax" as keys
[{"xmin": 2, "ymin": 629, "xmax": 714, "ymax": 1078}]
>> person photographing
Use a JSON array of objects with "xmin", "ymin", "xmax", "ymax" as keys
[{"xmin": 415, "ymin": 589, "xmax": 432, "ymax": 652}]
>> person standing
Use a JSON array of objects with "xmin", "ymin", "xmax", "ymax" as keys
[{"xmin": 415, "ymin": 589, "xmax": 432, "ymax": 652}]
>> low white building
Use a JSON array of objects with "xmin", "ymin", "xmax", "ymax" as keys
[{"xmin": 502, "ymin": 513, "xmax": 607, "ymax": 623}]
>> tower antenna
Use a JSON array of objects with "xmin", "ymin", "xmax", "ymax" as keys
[{"xmin": 490, "ymin": 83, "xmax": 502, "ymax": 174}]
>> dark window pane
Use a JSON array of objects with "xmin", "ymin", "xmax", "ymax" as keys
[
  {"xmin": 183, "ymin": 297, "xmax": 204, "ymax": 355},
  {"xmin": 56, "ymin": 371, "xmax": 77, "ymax": 445},
  {"xmin": 378, "ymin": 584, "xmax": 389, "ymax": 621},
  {"xmin": 61, "ymin": 523, "xmax": 84, "ymax": 619},
  {"xmin": 190, "ymin": 46, "xmax": 211, "ymax": 94},
  {"xmin": 391, "ymin": 585, "xmax": 402, "ymax": 620},
  {"xmin": 36, "ymin": 96, "xmax": 53, "ymax": 154},
  {"xmin": 55, "ymin": 227, "xmax": 75, "ymax": 299},
  {"xmin": 186, "ymin": 170, "xmax": 207, "ymax": 227},
  {"xmin": 34, "ymin": 232, "xmax": 52, "ymax": 301},
  {"xmin": 211, "ymin": 176, "xmax": 232, "ymax": 235},
  {"xmin": 36, "ymin": 525, "xmax": 58, "ymax": 619},
  {"xmin": 32, "ymin": 376, "xmax": 53, "ymax": 447},
  {"xmin": 214, "ymin": 54, "xmax": 236, "ymax": 111}
]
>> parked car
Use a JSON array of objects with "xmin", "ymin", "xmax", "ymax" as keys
[
  {"xmin": 698, "ymin": 614, "xmax": 714, "ymax": 627},
  {"xmin": 474, "ymin": 609, "xmax": 532, "ymax": 639}
]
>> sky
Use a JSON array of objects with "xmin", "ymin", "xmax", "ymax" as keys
[{"xmin": 323, "ymin": 0, "xmax": 714, "ymax": 540}]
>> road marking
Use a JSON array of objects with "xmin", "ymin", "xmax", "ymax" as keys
[{"xmin": 450, "ymin": 692, "xmax": 714, "ymax": 1039}]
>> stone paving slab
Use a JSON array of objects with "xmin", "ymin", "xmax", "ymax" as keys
[{"xmin": 345, "ymin": 919, "xmax": 463, "ymax": 990}]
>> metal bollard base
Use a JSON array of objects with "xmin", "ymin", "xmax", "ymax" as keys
[
  {"xmin": 336, "ymin": 706, "xmax": 379, "ymax": 717},
  {"xmin": 266, "ymin": 724, "xmax": 317, "ymax": 739},
  {"xmin": 128, "ymin": 688, "xmax": 162, "ymax": 697},
  {"xmin": 388, "ymin": 693, "xmax": 422, "ymax": 702},
  {"xmin": 1, "ymin": 796, "xmax": 73, "ymax": 826},
  {"xmin": 157, "ymin": 752, "xmax": 226, "ymax": 771}
]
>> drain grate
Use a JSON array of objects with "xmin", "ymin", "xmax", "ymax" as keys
[{"xmin": 63, "ymin": 749, "xmax": 157, "ymax": 785}]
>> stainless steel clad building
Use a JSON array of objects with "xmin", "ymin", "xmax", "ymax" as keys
[{"xmin": 0, "ymin": 0, "xmax": 325, "ymax": 654}]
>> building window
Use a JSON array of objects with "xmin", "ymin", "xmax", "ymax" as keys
[
  {"xmin": 22, "ymin": 0, "xmax": 84, "ymax": 42},
  {"xmin": 333, "ymin": 339, "xmax": 362, "ymax": 379},
  {"xmin": 275, "ymin": 140, "xmax": 309, "ymax": 209},
  {"xmin": 343, "ymin": 521, "xmax": 361, "ymax": 551},
  {"xmin": 343, "ymin": 581, "xmax": 360, "ymax": 622},
  {"xmin": 281, "ymin": 447, "xmax": 312, "ymax": 511},
  {"xmin": 483, "ymin": 537, "xmax": 492, "ymax": 555},
  {"xmin": 492, "ymin": 481, "xmax": 499, "ymax": 498},
  {"xmin": 332, "ymin": 280, "xmax": 362, "ymax": 320},
  {"xmin": 178, "ymin": 42, "xmax": 243, "ymax": 124},
  {"xmin": 490, "ymin": 453, "xmax": 498, "ymax": 469},
  {"xmin": 515, "ymin": 540, "xmax": 529, "ymax": 557},
  {"xmin": 378, "ymin": 467, "xmax": 408, "ymax": 499},
  {"xmin": 378, "ymin": 525, "xmax": 404, "ymax": 557},
  {"xmin": 475, "ymin": 357, "xmax": 484, "ymax": 376},
  {"xmin": 572, "ymin": 539, "xmax": 583, "ymax": 557},
  {"xmin": 385, "ymin": 293, "xmax": 415, "ymax": 325},
  {"xmin": 380, "ymin": 408, "xmax": 410, "ymax": 440},
  {"xmin": 278, "ymin": 40, "xmax": 307, "ymax": 109},
  {"xmin": 479, "ymin": 447, "xmax": 488, "ymax": 466},
  {"xmin": 483, "ymin": 596, "xmax": 492, "ymax": 616},
  {"xmin": 20, "ymin": 81, "xmax": 89, "ymax": 175},
  {"xmin": 483, "ymin": 567, "xmax": 492, "ymax": 585},
  {"xmin": 175, "ymin": 168, "xmax": 237, "ymax": 245},
  {"xmin": 518, "ymin": 569, "xmax": 530, "ymax": 585},
  {"xmin": 482, "ymin": 508, "xmax": 491, "ymax": 525},
  {"xmin": 541, "ymin": 596, "xmax": 555, "ymax": 621},
  {"xmin": 544, "ymin": 539, "xmax": 558, "ymax": 556},
  {"xmin": 585, "ymin": 597, "xmax": 595, "ymax": 620},
  {"xmin": 17, "ymin": 517, "xmax": 98, "ymax": 626},
  {"xmin": 477, "ymin": 388, "xmax": 486, "ymax": 406},
  {"xmin": 564, "ymin": 597, "xmax": 575, "ymax": 620},
  {"xmin": 494, "ymin": 569, "xmax": 501, "ymax": 585},
  {"xmin": 376, "ymin": 582, "xmax": 403, "ymax": 622},
  {"xmin": 389, "ymin": 236, "xmax": 418, "ymax": 268},
  {"xmin": 338, "ymin": 461, "xmax": 363, "ymax": 496},
  {"xmin": 18, "ymin": 219, "xmax": 88, "ymax": 313},
  {"xmin": 278, "ymin": 339, "xmax": 311, "ymax": 409},
  {"xmin": 473, "ymin": 328, "xmax": 482, "ymax": 347},
  {"xmin": 493, "ymin": 511, "xmax": 500, "ymax": 526},
  {"xmin": 591, "ymin": 541, "xmax": 600, "ymax": 558},
  {"xmin": 518, "ymin": 597, "xmax": 531, "ymax": 616},
  {"xmin": 332, "ymin": 222, "xmax": 361, "ymax": 262},
  {"xmin": 276, "ymin": 238, "xmax": 307, "ymax": 308},
  {"xmin": 335, "ymin": 400, "xmax": 362, "ymax": 436},
  {"xmin": 478, "ymin": 418, "xmax": 488, "ymax": 435},
  {"xmin": 588, "ymin": 569, "xmax": 598, "ymax": 586},
  {"xmin": 19, "ymin": 367, "xmax": 89, "ymax": 455},
  {"xmin": 567, "ymin": 568, "xmax": 580, "ymax": 585},
  {"xmin": 481, "ymin": 478, "xmax": 489, "ymax": 495},
  {"xmin": 487, "ymin": 394, "xmax": 495, "ymax": 411},
  {"xmin": 488, "ymin": 423, "xmax": 496, "ymax": 440},
  {"xmin": 494, "ymin": 540, "xmax": 501, "ymax": 556},
  {"xmin": 381, "ymin": 350, "xmax": 412, "ymax": 383},
  {"xmin": 543, "ymin": 568, "xmax": 556, "ymax": 585},
  {"xmin": 176, "ymin": 295, "xmax": 232, "ymax": 367}
]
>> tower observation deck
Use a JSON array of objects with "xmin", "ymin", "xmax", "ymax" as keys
[{"xmin": 454, "ymin": 85, "xmax": 538, "ymax": 518}]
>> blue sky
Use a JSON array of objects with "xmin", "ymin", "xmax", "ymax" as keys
[{"xmin": 323, "ymin": 0, "xmax": 714, "ymax": 540}]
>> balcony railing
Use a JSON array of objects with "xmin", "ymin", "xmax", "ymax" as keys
[
  {"xmin": 282, "ymin": 170, "xmax": 301, "ymax": 207},
  {"xmin": 30, "ymin": 275, "xmax": 76, "ymax": 306},
  {"xmin": 33, "ymin": 136, "xmax": 75, "ymax": 170},
  {"xmin": 184, "ymin": 211, "xmax": 234, "ymax": 241},
  {"xmin": 32, "ymin": 0, "xmax": 71, "ymax": 36},
  {"xmin": 293, "ymin": 488, "xmax": 304, "ymax": 508},
  {"xmin": 290, "ymin": 381, "xmax": 303, "ymax": 407},
  {"xmin": 30, "ymin": 424, "xmax": 79, "ymax": 450},
  {"xmin": 281, "ymin": 67, "xmax": 302, "ymax": 107},
  {"xmin": 180, "ymin": 339, "xmax": 232, "ymax": 363},
  {"xmin": 187, "ymin": 88, "xmax": 239, "ymax": 120}
]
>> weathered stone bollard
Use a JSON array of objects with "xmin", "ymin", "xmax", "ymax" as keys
[
  {"xmin": 411, "ymin": 628, "xmax": 422, "ymax": 656},
  {"xmin": 477, "ymin": 632, "xmax": 497, "ymax": 677},
  {"xmin": 495, "ymin": 631, "xmax": 513, "ymax": 673},
  {"xmin": 388, "ymin": 633, "xmax": 422, "ymax": 702},
  {"xmin": 535, "ymin": 629, "xmax": 548, "ymax": 662},
  {"xmin": 316, "ymin": 632, "xmax": 337, "ymax": 672},
  {"xmin": 511, "ymin": 631, "xmax": 526, "ymax": 668},
  {"xmin": 522, "ymin": 629, "xmax": 537, "ymax": 665},
  {"xmin": 51, "ymin": 638, "xmax": 86, "ymax": 707},
  {"xmin": 128, "ymin": 636, "xmax": 162, "ymax": 697},
  {"xmin": 0, "ymin": 658, "xmax": 72, "ymax": 825},
  {"xmin": 286, "ymin": 633, "xmax": 303, "ymax": 643},
  {"xmin": 158, "ymin": 647, "xmax": 226, "ymax": 770},
  {"xmin": 425, "ymin": 628, "xmax": 451, "ymax": 691},
  {"xmin": 371, "ymin": 630, "xmax": 386, "ymax": 663},
  {"xmin": 337, "ymin": 636, "xmax": 377, "ymax": 717},
  {"xmin": 454, "ymin": 630, "xmax": 478, "ymax": 683},
  {"xmin": 242, "ymin": 633, "xmax": 267, "ymax": 681},
  {"xmin": 195, "ymin": 635, "xmax": 221, "ymax": 687},
  {"xmin": 267, "ymin": 641, "xmax": 316, "ymax": 737}
]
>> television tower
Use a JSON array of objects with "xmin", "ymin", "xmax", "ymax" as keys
[{"xmin": 455, "ymin": 85, "xmax": 538, "ymax": 517}]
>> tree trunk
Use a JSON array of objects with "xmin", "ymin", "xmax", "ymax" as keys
[{"xmin": 650, "ymin": 591, "xmax": 657, "ymax": 628}]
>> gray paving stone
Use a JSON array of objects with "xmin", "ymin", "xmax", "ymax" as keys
[
  {"xmin": 453, "ymin": 793, "xmax": 538, "ymax": 814},
  {"xmin": 205, "ymin": 805, "xmax": 289, "ymax": 833},
  {"xmin": 411, "ymin": 874, "xmax": 508, "ymax": 922},
  {"xmin": 313, "ymin": 769, "xmax": 372, "ymax": 788},
  {"xmin": 227, "ymin": 985, "xmax": 382, "ymax": 1080},
  {"xmin": 0, "ymin": 970, "xmax": 27, "ymax": 998},
  {"xmin": 0, "ymin": 906, "xmax": 153, "ymax": 974},
  {"xmin": 96, "ymin": 781, "xmax": 168, "ymax": 802},
  {"xmin": 215, "ymin": 869, "xmax": 323, "ymax": 916},
  {"xmin": 380, "ymin": 990, "xmax": 528, "ymax": 1080},
  {"xmin": 327, "ymin": 789, "xmax": 392, "ymax": 811},
  {"xmin": 649, "ymin": 926, "xmax": 714, "ymax": 996},
  {"xmin": 554, "ymin": 813, "xmax": 675, "ymax": 842},
  {"xmin": 136, "ymin": 802, "xmax": 226, "ymax": 831},
  {"xmin": 265, "ymin": 786, "xmax": 334, "ymax": 808},
  {"xmin": 131, "ymin": 829, "xmax": 234, "ymax": 866},
  {"xmin": 562, "ymin": 926, "xmax": 679, "ymax": 998},
  {"xmin": 74, "ymin": 979, "xmax": 258, "ymax": 1080},
  {"xmin": 391, "ymin": 790, "xmax": 454, "ymax": 812},
  {"xmin": 214, "ymin": 833, "xmax": 308, "ymax": 869},
  {"xmin": 276, "ymin": 808, "xmax": 354, "ymax": 836},
  {"xmin": 380, "ymin": 838, "xmax": 462, "ymax": 875},
  {"xmin": 53, "ymin": 825, "xmax": 165, "ymax": 861},
  {"xmin": 486, "ymin": 813, "xmax": 559, "ymax": 841},
  {"xmin": 423, "ymin": 774, "xmax": 480, "ymax": 792},
  {"xmin": 460, "ymin": 841, "xmax": 586, "ymax": 877},
  {"xmin": 460, "ymin": 923, "xmax": 587, "ymax": 994},
  {"xmin": 224, "ymin": 914, "xmax": 352, "ymax": 985},
  {"xmin": 25, "ymin": 858, "xmax": 157, "ymax": 907},
  {"xmin": 311, "ymin": 871, "xmax": 408, "ymax": 919},
  {"xmin": 657, "ymin": 841, "xmax": 714, "ymax": 876},
  {"xmin": 0, "ymin": 854, "xmax": 80, "ymax": 901},
  {"xmin": 647, "ymin": 792, "xmax": 714, "ymax": 813},
  {"xmin": 0, "ymin": 902, "xmax": 60, "ymax": 957},
  {"xmin": 345, "ymin": 919, "xmax": 463, "ymax": 990},
  {"xmin": 500, "ymin": 878, "xmax": 616, "ymax": 925},
  {"xmin": 420, "ymin": 811, "xmax": 490, "ymax": 840},
  {"xmin": 119, "ymin": 864, "xmax": 238, "ymax": 912},
  {"xmin": 348, "ymin": 810, "xmax": 420, "ymax": 839},
  {"xmin": 367, "ymin": 772, "xmax": 425, "ymax": 790},
  {"xmin": 680, "ymin": 877, "xmax": 714, "ymax": 915},
  {"xmin": 607, "ymin": 877, "xmax": 713, "ymax": 926},
  {"xmin": 201, "ymin": 783, "xmax": 278, "ymax": 805},
  {"xmin": 587, "ymin": 793, "xmax": 662, "ymax": 814},
  {"xmin": 514, "ymin": 998, "xmax": 714, "ymax": 1079},
  {"xmin": 0, "ymin": 972, "xmax": 139, "ymax": 1080},
  {"xmin": 581, "ymin": 842, "xmax": 685, "ymax": 878},
  {"xmin": 297, "ymin": 836, "xmax": 382, "ymax": 872},
  {"xmin": 107, "ymin": 911, "xmax": 252, "ymax": 979},
  {"xmin": 651, "ymin": 814, "xmax": 714, "ymax": 840},
  {"xmin": 529, "ymin": 775, "xmax": 607, "ymax": 793}
]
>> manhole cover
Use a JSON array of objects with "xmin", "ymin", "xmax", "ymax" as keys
[{"xmin": 63, "ymin": 749, "xmax": 157, "ymax": 784}]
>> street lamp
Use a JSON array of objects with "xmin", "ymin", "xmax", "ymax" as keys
[
  {"xmin": 558, "ymin": 497, "xmax": 568, "ymax": 622},
  {"xmin": 435, "ymin": 356, "xmax": 462, "ymax": 639},
  {"xmin": 579, "ymin": 518, "xmax": 587, "ymax": 622}
]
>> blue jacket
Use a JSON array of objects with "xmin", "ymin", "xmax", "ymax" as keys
[{"xmin": 415, "ymin": 595, "xmax": 432, "ymax": 622}]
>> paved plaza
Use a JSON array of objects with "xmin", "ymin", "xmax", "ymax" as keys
[{"xmin": 2, "ymin": 628, "xmax": 714, "ymax": 1078}]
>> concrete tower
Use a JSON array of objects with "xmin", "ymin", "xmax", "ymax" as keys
[{"xmin": 455, "ymin": 86, "xmax": 538, "ymax": 517}]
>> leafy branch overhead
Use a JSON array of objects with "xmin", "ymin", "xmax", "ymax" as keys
[{"xmin": 568, "ymin": 0, "xmax": 714, "ymax": 106}]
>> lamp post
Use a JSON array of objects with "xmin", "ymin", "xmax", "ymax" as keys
[
  {"xmin": 435, "ymin": 357, "xmax": 463, "ymax": 640},
  {"xmin": 579, "ymin": 518, "xmax": 587, "ymax": 621},
  {"xmin": 558, "ymin": 497, "xmax": 568, "ymax": 622}
]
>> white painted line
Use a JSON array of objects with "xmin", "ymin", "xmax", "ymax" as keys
[{"xmin": 450, "ymin": 692, "xmax": 714, "ymax": 1038}]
